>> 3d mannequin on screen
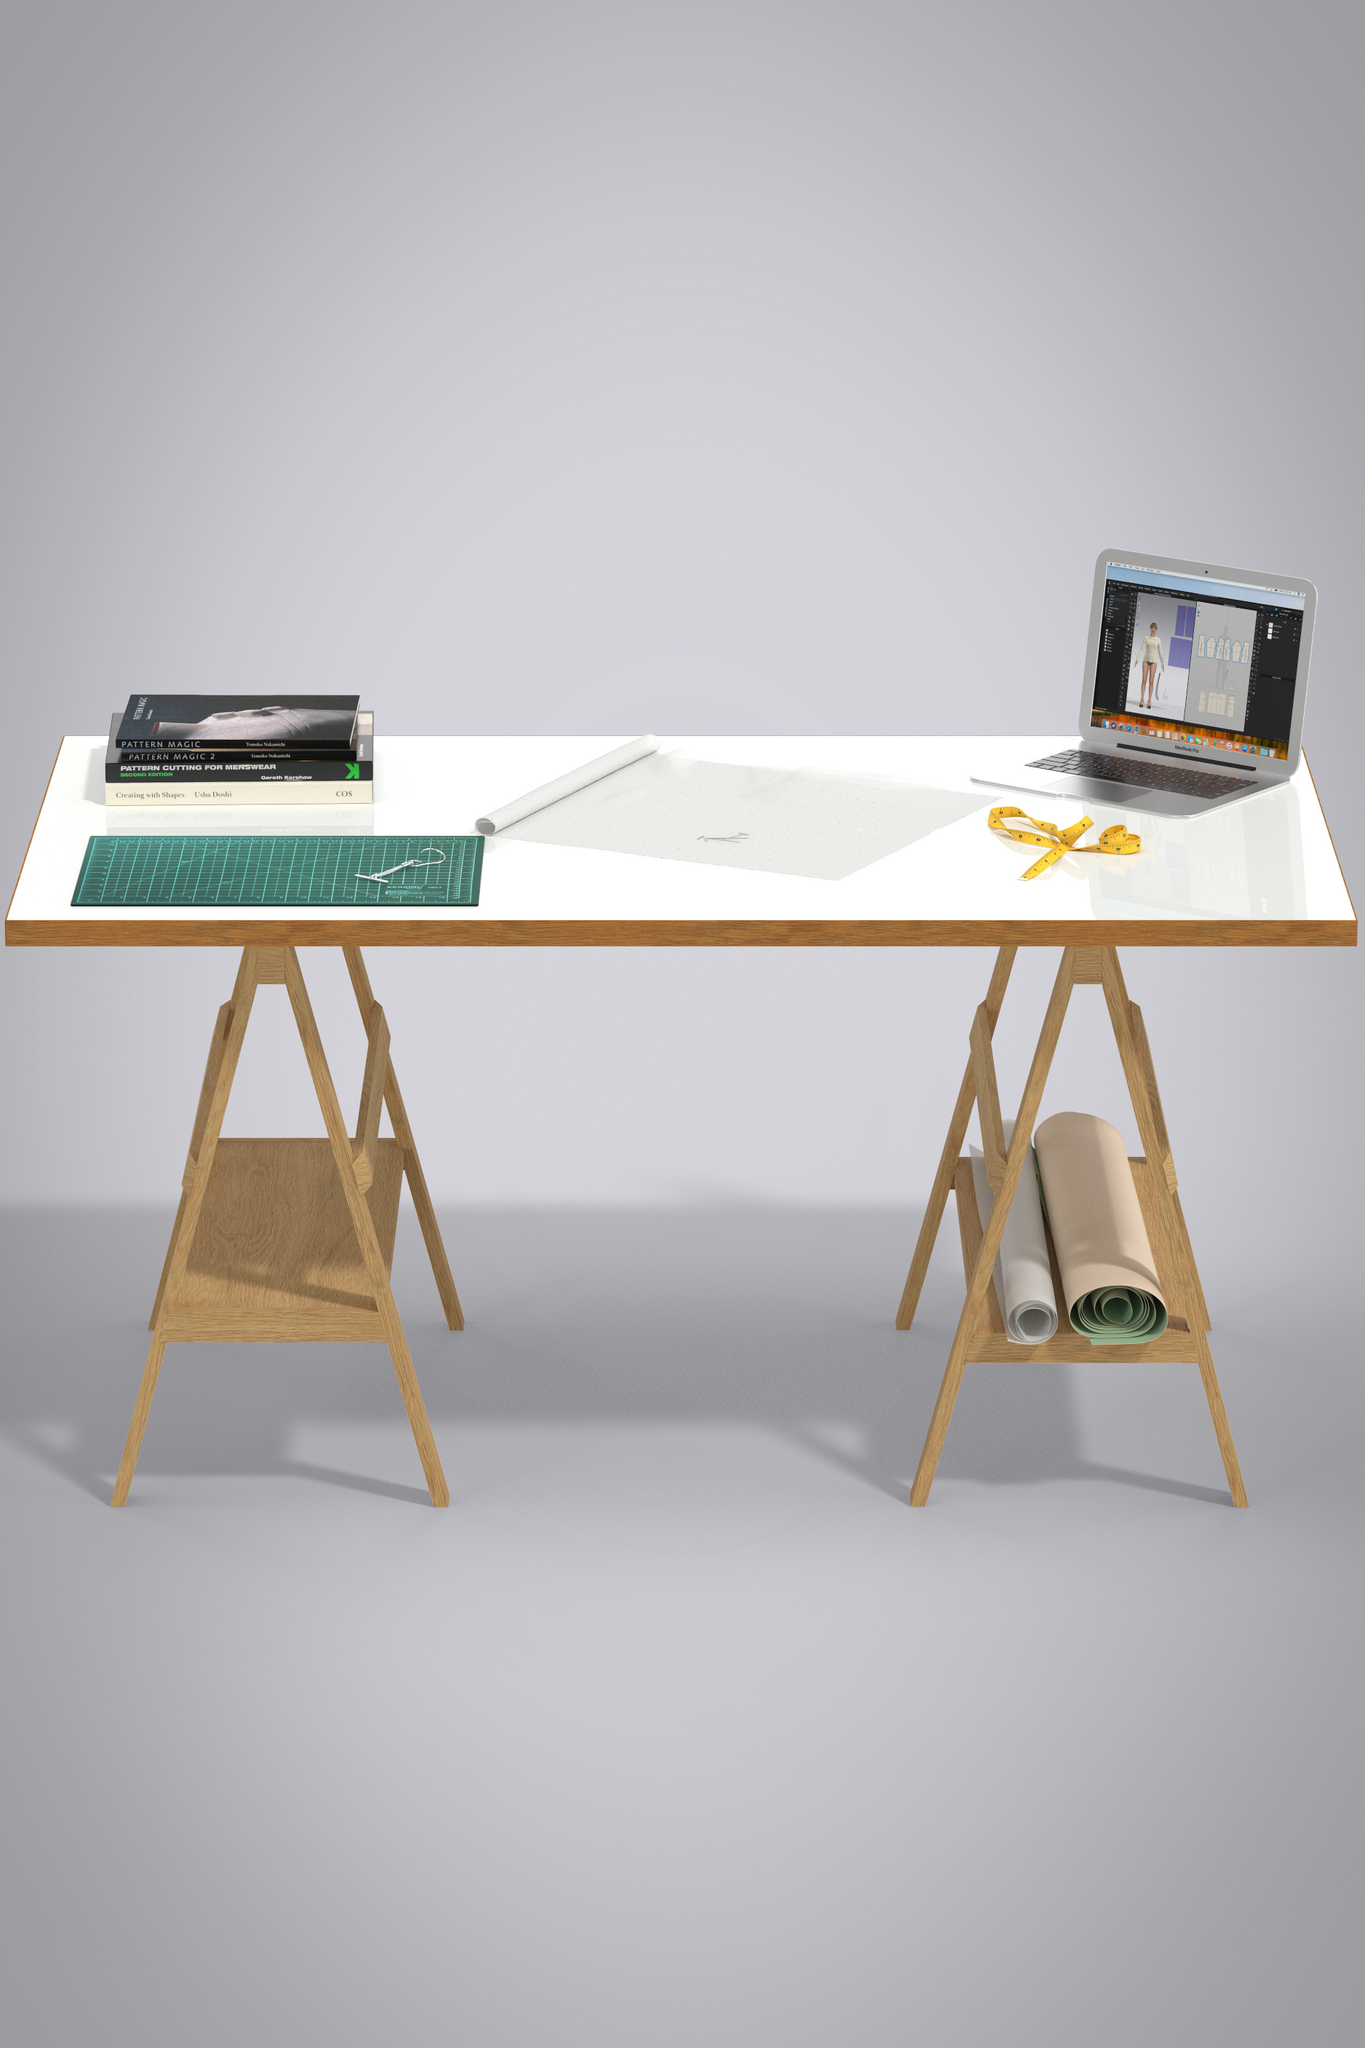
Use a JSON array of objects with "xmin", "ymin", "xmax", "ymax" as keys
[{"xmin": 1135, "ymin": 622, "xmax": 1165, "ymax": 709}]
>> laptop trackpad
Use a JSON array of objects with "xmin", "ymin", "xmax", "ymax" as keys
[{"xmin": 971, "ymin": 768, "xmax": 1105, "ymax": 803}]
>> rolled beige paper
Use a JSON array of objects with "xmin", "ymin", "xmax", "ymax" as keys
[
  {"xmin": 1033, "ymin": 1112, "xmax": 1168, "ymax": 1345},
  {"xmin": 475, "ymin": 735, "xmax": 661, "ymax": 835}
]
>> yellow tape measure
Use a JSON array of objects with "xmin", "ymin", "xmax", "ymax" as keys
[{"xmin": 987, "ymin": 805, "xmax": 1141, "ymax": 880}]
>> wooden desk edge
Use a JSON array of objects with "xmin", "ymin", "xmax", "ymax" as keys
[{"xmin": 5, "ymin": 913, "xmax": 1358, "ymax": 947}]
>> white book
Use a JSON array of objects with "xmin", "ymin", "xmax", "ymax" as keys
[{"xmin": 105, "ymin": 781, "xmax": 373, "ymax": 809}]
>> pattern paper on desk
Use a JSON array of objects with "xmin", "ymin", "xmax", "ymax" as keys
[{"xmin": 493, "ymin": 748, "xmax": 984, "ymax": 880}]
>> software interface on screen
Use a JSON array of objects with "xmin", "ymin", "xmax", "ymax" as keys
[{"xmin": 1089, "ymin": 564, "xmax": 1305, "ymax": 761}]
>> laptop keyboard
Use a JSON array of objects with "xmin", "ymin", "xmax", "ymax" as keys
[{"xmin": 1027, "ymin": 749, "xmax": 1246, "ymax": 800}]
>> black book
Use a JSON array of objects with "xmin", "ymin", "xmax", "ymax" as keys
[
  {"xmin": 115, "ymin": 693, "xmax": 359, "ymax": 751},
  {"xmin": 106, "ymin": 713, "xmax": 372, "ymax": 780}
]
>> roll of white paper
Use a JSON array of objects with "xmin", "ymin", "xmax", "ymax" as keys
[
  {"xmin": 475, "ymin": 735, "xmax": 661, "ymax": 835},
  {"xmin": 969, "ymin": 1118, "xmax": 1059, "ymax": 1344}
]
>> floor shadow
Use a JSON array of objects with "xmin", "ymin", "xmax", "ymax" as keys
[
  {"xmin": 276, "ymin": 1457, "xmax": 432, "ymax": 1506},
  {"xmin": 1071, "ymin": 1461, "xmax": 1231, "ymax": 1507},
  {"xmin": 0, "ymin": 1202, "xmax": 1242, "ymax": 1508}
]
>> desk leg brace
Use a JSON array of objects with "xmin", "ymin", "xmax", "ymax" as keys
[
  {"xmin": 897, "ymin": 946, "xmax": 1247, "ymax": 1509},
  {"xmin": 112, "ymin": 946, "xmax": 457, "ymax": 1508},
  {"xmin": 344, "ymin": 948, "xmax": 462, "ymax": 1332}
]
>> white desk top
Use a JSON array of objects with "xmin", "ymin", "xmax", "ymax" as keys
[{"xmin": 6, "ymin": 735, "xmax": 1356, "ymax": 947}]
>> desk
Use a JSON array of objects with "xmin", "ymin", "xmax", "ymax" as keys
[{"xmin": 7, "ymin": 735, "xmax": 1357, "ymax": 1508}]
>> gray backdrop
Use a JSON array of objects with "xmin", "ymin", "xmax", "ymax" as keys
[
  {"xmin": 2, "ymin": 0, "xmax": 1359, "ymax": 1209},
  {"xmin": 2, "ymin": 6, "xmax": 1361, "ymax": 2046}
]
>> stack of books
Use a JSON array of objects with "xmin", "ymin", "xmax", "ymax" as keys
[{"xmin": 105, "ymin": 695, "xmax": 373, "ymax": 808}]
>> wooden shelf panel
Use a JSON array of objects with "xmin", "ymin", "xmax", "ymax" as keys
[
  {"xmin": 160, "ymin": 1308, "xmax": 388, "ymax": 1343},
  {"xmin": 966, "ymin": 1330, "xmax": 1195, "ymax": 1364},
  {"xmin": 952, "ymin": 1154, "xmax": 1198, "ymax": 1367},
  {"xmin": 173, "ymin": 1137, "xmax": 403, "ymax": 1327}
]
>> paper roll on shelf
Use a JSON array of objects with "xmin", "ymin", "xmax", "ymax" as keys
[
  {"xmin": 1033, "ymin": 1112, "xmax": 1168, "ymax": 1345},
  {"xmin": 475, "ymin": 735, "xmax": 661, "ymax": 835},
  {"xmin": 969, "ymin": 1119, "xmax": 1058, "ymax": 1344}
]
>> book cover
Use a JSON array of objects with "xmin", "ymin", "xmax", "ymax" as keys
[
  {"xmin": 115, "ymin": 693, "xmax": 359, "ymax": 750},
  {"xmin": 107, "ymin": 714, "xmax": 372, "ymax": 780},
  {"xmin": 106, "ymin": 708, "xmax": 370, "ymax": 770}
]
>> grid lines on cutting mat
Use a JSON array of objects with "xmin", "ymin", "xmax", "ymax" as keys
[{"xmin": 71, "ymin": 835, "xmax": 484, "ymax": 907}]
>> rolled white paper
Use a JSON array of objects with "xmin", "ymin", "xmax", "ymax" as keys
[
  {"xmin": 475, "ymin": 735, "xmax": 661, "ymax": 836},
  {"xmin": 969, "ymin": 1117, "xmax": 1059, "ymax": 1344}
]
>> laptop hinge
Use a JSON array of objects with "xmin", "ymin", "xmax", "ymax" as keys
[{"xmin": 1115, "ymin": 740, "xmax": 1258, "ymax": 775}]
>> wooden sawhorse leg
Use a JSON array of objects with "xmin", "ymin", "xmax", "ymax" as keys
[
  {"xmin": 896, "ymin": 946, "xmax": 1017, "ymax": 1333},
  {"xmin": 112, "ymin": 946, "xmax": 459, "ymax": 1507},
  {"xmin": 897, "ymin": 946, "xmax": 1246, "ymax": 1509},
  {"xmin": 343, "ymin": 947, "xmax": 462, "ymax": 1332}
]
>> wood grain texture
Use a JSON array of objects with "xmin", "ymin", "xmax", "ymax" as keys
[
  {"xmin": 343, "ymin": 946, "xmax": 464, "ymax": 1331},
  {"xmin": 116, "ymin": 944, "xmax": 457, "ymax": 1507},
  {"xmin": 8, "ymin": 740, "xmax": 1356, "ymax": 950},
  {"xmin": 1107, "ymin": 980, "xmax": 1210, "ymax": 1326},
  {"xmin": 119, "ymin": 951, "xmax": 263, "ymax": 1499},
  {"xmin": 111, "ymin": 1336, "xmax": 165, "ymax": 1507},
  {"xmin": 1171, "ymin": 1187, "xmax": 1211, "ymax": 1333},
  {"xmin": 160, "ymin": 1308, "xmax": 388, "ymax": 1343},
  {"xmin": 1127, "ymin": 1153, "xmax": 1186, "ymax": 1325},
  {"xmin": 153, "ymin": 951, "xmax": 260, "ymax": 1333},
  {"xmin": 963, "ymin": 1333, "xmax": 1200, "ymax": 1363},
  {"xmin": 282, "ymin": 948, "xmax": 449, "ymax": 1506},
  {"xmin": 909, "ymin": 947, "xmax": 1077, "ymax": 1505},
  {"xmin": 955, "ymin": 1155, "xmax": 1195, "ymax": 1363},
  {"xmin": 1194, "ymin": 1328, "xmax": 1249, "ymax": 1507},
  {"xmin": 913, "ymin": 946, "xmax": 1245, "ymax": 1506},
  {"xmin": 970, "ymin": 1003, "xmax": 1007, "ymax": 1190},
  {"xmin": 351, "ymin": 1005, "xmax": 389, "ymax": 1195},
  {"xmin": 896, "ymin": 946, "xmax": 1017, "ymax": 1330},
  {"xmin": 952, "ymin": 1159, "xmax": 1006, "ymax": 1334},
  {"xmin": 1128, "ymin": 1001, "xmax": 1176, "ymax": 1193},
  {"xmin": 150, "ymin": 1000, "xmax": 234, "ymax": 1327},
  {"xmin": 10, "ymin": 914, "xmax": 1357, "ymax": 948},
  {"xmin": 175, "ymin": 1137, "xmax": 403, "ymax": 1321},
  {"xmin": 1070, "ymin": 947, "xmax": 1105, "ymax": 982},
  {"xmin": 1099, "ymin": 950, "xmax": 1206, "ymax": 1340}
]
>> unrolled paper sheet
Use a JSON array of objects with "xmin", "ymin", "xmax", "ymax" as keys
[
  {"xmin": 1033, "ymin": 1112, "xmax": 1168, "ymax": 1345},
  {"xmin": 969, "ymin": 1119, "xmax": 1058, "ymax": 1344},
  {"xmin": 487, "ymin": 746, "xmax": 984, "ymax": 880},
  {"xmin": 475, "ymin": 735, "xmax": 661, "ymax": 835}
]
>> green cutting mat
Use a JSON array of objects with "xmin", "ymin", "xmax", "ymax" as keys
[{"xmin": 72, "ymin": 834, "xmax": 483, "ymax": 908}]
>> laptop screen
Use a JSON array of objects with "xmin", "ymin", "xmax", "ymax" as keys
[{"xmin": 1089, "ymin": 561, "xmax": 1306, "ymax": 762}]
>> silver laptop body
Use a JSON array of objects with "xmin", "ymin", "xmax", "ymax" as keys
[{"xmin": 973, "ymin": 548, "xmax": 1317, "ymax": 817}]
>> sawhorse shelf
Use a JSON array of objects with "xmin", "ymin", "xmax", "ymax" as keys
[
  {"xmin": 112, "ymin": 944, "xmax": 461, "ymax": 1507},
  {"xmin": 896, "ymin": 944, "xmax": 1247, "ymax": 1508}
]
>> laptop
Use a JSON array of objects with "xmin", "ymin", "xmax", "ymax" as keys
[{"xmin": 973, "ymin": 548, "xmax": 1317, "ymax": 816}]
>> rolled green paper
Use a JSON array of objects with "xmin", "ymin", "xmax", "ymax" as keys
[{"xmin": 1069, "ymin": 1283, "xmax": 1167, "ymax": 1344}]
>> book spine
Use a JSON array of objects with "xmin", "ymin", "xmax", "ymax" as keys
[
  {"xmin": 107, "ymin": 761, "xmax": 372, "ymax": 782},
  {"xmin": 105, "ymin": 782, "xmax": 373, "ymax": 807},
  {"xmin": 114, "ymin": 741, "xmax": 360, "ymax": 756}
]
